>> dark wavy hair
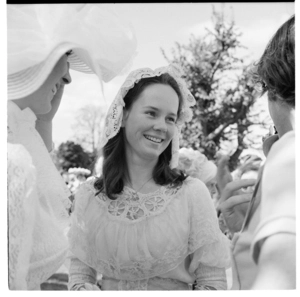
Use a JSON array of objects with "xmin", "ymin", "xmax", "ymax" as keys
[
  {"xmin": 94, "ymin": 73, "xmax": 187, "ymax": 199},
  {"xmin": 251, "ymin": 15, "xmax": 295, "ymax": 107}
]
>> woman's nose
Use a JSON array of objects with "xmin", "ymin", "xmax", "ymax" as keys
[
  {"xmin": 153, "ymin": 118, "xmax": 167, "ymax": 132},
  {"xmin": 62, "ymin": 69, "xmax": 72, "ymax": 85}
]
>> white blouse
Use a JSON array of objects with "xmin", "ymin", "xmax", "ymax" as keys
[
  {"xmin": 7, "ymin": 101, "xmax": 71, "ymax": 289},
  {"xmin": 252, "ymin": 130, "xmax": 295, "ymax": 261},
  {"xmin": 68, "ymin": 176, "xmax": 231, "ymax": 290}
]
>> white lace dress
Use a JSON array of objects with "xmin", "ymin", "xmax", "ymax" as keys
[
  {"xmin": 68, "ymin": 176, "xmax": 231, "ymax": 290},
  {"xmin": 7, "ymin": 101, "xmax": 71, "ymax": 290}
]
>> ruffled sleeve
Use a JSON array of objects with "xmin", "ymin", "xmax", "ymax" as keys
[
  {"xmin": 70, "ymin": 177, "xmax": 97, "ymax": 223},
  {"xmin": 186, "ymin": 178, "xmax": 231, "ymax": 274},
  {"xmin": 68, "ymin": 178, "xmax": 103, "ymax": 290},
  {"xmin": 8, "ymin": 143, "xmax": 38, "ymax": 289},
  {"xmin": 68, "ymin": 177, "xmax": 99, "ymax": 260}
]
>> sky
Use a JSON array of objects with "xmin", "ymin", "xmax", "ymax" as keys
[{"xmin": 52, "ymin": 2, "xmax": 295, "ymax": 153}]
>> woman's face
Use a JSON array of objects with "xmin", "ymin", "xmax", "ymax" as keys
[
  {"xmin": 123, "ymin": 83, "xmax": 179, "ymax": 163},
  {"xmin": 19, "ymin": 54, "xmax": 71, "ymax": 115}
]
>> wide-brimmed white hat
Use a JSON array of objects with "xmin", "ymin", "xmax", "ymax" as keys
[{"xmin": 7, "ymin": 4, "xmax": 137, "ymax": 100}]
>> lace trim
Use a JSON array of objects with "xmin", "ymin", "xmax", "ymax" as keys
[
  {"xmin": 100, "ymin": 64, "xmax": 195, "ymax": 148},
  {"xmin": 69, "ymin": 223, "xmax": 188, "ymax": 281},
  {"xmin": 8, "ymin": 102, "xmax": 71, "ymax": 289},
  {"xmin": 98, "ymin": 64, "xmax": 196, "ymax": 169},
  {"xmin": 69, "ymin": 178, "xmax": 231, "ymax": 281},
  {"xmin": 95, "ymin": 183, "xmax": 182, "ymax": 222},
  {"xmin": 8, "ymin": 144, "xmax": 37, "ymax": 289},
  {"xmin": 7, "ymin": 101, "xmax": 71, "ymax": 220},
  {"xmin": 117, "ymin": 279, "xmax": 148, "ymax": 290}
]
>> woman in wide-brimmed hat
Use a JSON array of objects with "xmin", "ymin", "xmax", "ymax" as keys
[{"xmin": 7, "ymin": 4, "xmax": 136, "ymax": 290}]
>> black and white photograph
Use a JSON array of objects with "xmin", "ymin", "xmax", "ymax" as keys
[{"xmin": 5, "ymin": 2, "xmax": 296, "ymax": 292}]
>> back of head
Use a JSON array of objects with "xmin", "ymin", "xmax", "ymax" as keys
[{"xmin": 253, "ymin": 15, "xmax": 295, "ymax": 107}]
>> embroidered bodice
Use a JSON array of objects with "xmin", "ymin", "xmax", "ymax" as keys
[
  {"xmin": 68, "ymin": 177, "xmax": 231, "ymax": 285},
  {"xmin": 97, "ymin": 184, "xmax": 181, "ymax": 221}
]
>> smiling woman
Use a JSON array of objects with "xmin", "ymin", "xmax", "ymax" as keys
[
  {"xmin": 95, "ymin": 66, "xmax": 191, "ymax": 199},
  {"xmin": 7, "ymin": 4, "xmax": 137, "ymax": 290},
  {"xmin": 12, "ymin": 54, "xmax": 72, "ymax": 116},
  {"xmin": 68, "ymin": 64, "xmax": 232, "ymax": 291},
  {"xmin": 123, "ymin": 83, "xmax": 179, "ymax": 162}
]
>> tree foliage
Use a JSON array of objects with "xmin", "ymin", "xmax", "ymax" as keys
[
  {"xmin": 54, "ymin": 141, "xmax": 94, "ymax": 173},
  {"xmin": 162, "ymin": 6, "xmax": 270, "ymax": 170}
]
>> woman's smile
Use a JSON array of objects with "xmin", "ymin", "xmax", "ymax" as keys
[
  {"xmin": 123, "ymin": 83, "xmax": 179, "ymax": 161},
  {"xmin": 143, "ymin": 134, "xmax": 164, "ymax": 144},
  {"xmin": 51, "ymin": 85, "xmax": 57, "ymax": 96}
]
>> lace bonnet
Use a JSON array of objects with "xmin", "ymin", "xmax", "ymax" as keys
[
  {"xmin": 100, "ymin": 64, "xmax": 196, "ymax": 168},
  {"xmin": 7, "ymin": 4, "xmax": 137, "ymax": 100}
]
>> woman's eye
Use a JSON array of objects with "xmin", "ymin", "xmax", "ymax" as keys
[
  {"xmin": 146, "ymin": 111, "xmax": 155, "ymax": 117},
  {"xmin": 167, "ymin": 117, "xmax": 176, "ymax": 123}
]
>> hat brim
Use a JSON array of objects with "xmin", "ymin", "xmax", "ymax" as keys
[
  {"xmin": 7, "ymin": 4, "xmax": 137, "ymax": 100},
  {"xmin": 7, "ymin": 43, "xmax": 102, "ymax": 100}
]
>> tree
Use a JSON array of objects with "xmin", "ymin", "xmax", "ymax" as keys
[
  {"xmin": 162, "ymin": 6, "xmax": 270, "ymax": 170},
  {"xmin": 72, "ymin": 104, "xmax": 106, "ymax": 158},
  {"xmin": 54, "ymin": 141, "xmax": 94, "ymax": 172}
]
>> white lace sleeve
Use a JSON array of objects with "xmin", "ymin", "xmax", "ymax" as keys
[
  {"xmin": 68, "ymin": 178, "xmax": 101, "ymax": 290},
  {"xmin": 68, "ymin": 177, "xmax": 99, "ymax": 261},
  {"xmin": 8, "ymin": 143, "xmax": 38, "ymax": 290},
  {"xmin": 187, "ymin": 179, "xmax": 231, "ymax": 274}
]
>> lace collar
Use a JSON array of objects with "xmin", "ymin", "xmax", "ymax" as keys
[
  {"xmin": 95, "ymin": 183, "xmax": 183, "ymax": 222},
  {"xmin": 8, "ymin": 101, "xmax": 37, "ymax": 125}
]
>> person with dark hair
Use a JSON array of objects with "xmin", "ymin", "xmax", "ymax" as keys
[
  {"xmin": 68, "ymin": 64, "xmax": 231, "ymax": 290},
  {"xmin": 217, "ymin": 15, "xmax": 295, "ymax": 290},
  {"xmin": 250, "ymin": 14, "xmax": 295, "ymax": 289}
]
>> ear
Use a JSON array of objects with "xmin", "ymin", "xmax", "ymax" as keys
[{"xmin": 121, "ymin": 108, "xmax": 129, "ymax": 127}]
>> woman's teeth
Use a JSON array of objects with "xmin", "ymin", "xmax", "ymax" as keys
[{"xmin": 144, "ymin": 135, "xmax": 163, "ymax": 143}]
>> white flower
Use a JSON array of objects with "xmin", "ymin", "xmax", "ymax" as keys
[
  {"xmin": 68, "ymin": 167, "xmax": 91, "ymax": 176},
  {"xmin": 177, "ymin": 148, "xmax": 217, "ymax": 184}
]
